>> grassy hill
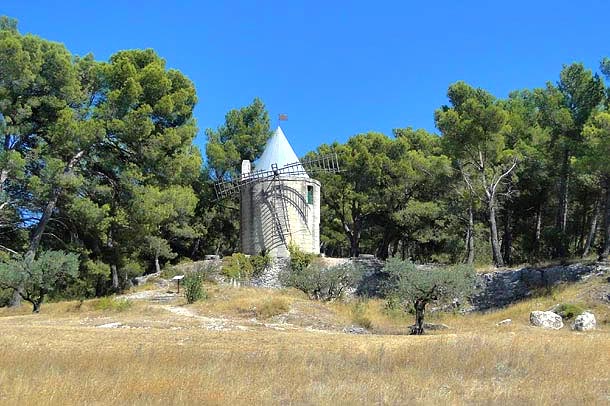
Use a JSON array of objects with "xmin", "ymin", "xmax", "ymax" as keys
[{"xmin": 0, "ymin": 271, "xmax": 608, "ymax": 405}]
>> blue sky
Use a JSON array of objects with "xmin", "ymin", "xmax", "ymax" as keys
[{"xmin": 2, "ymin": 1, "xmax": 609, "ymax": 157}]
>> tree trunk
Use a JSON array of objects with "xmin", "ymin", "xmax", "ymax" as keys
[
  {"xmin": 582, "ymin": 198, "xmax": 600, "ymax": 258},
  {"xmin": 27, "ymin": 191, "xmax": 60, "ymax": 258},
  {"xmin": 346, "ymin": 221, "xmax": 361, "ymax": 258},
  {"xmin": 111, "ymin": 264, "xmax": 119, "ymax": 291},
  {"xmin": 465, "ymin": 202, "xmax": 475, "ymax": 265},
  {"xmin": 488, "ymin": 200, "xmax": 505, "ymax": 267},
  {"xmin": 599, "ymin": 182, "xmax": 610, "ymax": 260},
  {"xmin": 9, "ymin": 195, "xmax": 57, "ymax": 307},
  {"xmin": 32, "ymin": 300, "xmax": 41, "ymax": 313},
  {"xmin": 555, "ymin": 148, "xmax": 570, "ymax": 257},
  {"xmin": 411, "ymin": 299, "xmax": 426, "ymax": 335},
  {"xmin": 154, "ymin": 255, "xmax": 161, "ymax": 274},
  {"xmin": 190, "ymin": 237, "xmax": 201, "ymax": 259},
  {"xmin": 376, "ymin": 232, "xmax": 392, "ymax": 260},
  {"xmin": 9, "ymin": 150, "xmax": 85, "ymax": 307},
  {"xmin": 501, "ymin": 209, "xmax": 512, "ymax": 266}
]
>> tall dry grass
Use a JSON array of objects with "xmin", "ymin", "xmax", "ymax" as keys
[
  {"xmin": 0, "ymin": 276, "xmax": 608, "ymax": 405},
  {"xmin": 0, "ymin": 324, "xmax": 608, "ymax": 405}
]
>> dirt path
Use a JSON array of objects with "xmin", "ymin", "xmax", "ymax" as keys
[
  {"xmin": 160, "ymin": 305, "xmax": 242, "ymax": 331},
  {"xmin": 117, "ymin": 285, "xmax": 347, "ymax": 334}
]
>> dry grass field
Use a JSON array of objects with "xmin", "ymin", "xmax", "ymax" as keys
[{"xmin": 0, "ymin": 275, "xmax": 609, "ymax": 405}]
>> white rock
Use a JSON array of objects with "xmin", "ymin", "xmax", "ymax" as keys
[
  {"xmin": 572, "ymin": 311, "xmax": 596, "ymax": 331},
  {"xmin": 496, "ymin": 318, "xmax": 512, "ymax": 326},
  {"xmin": 530, "ymin": 311, "xmax": 563, "ymax": 329},
  {"xmin": 97, "ymin": 322, "xmax": 122, "ymax": 328}
]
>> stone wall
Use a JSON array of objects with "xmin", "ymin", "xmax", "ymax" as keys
[
  {"xmin": 173, "ymin": 256, "xmax": 608, "ymax": 312},
  {"xmin": 251, "ymin": 257, "xmax": 290, "ymax": 289},
  {"xmin": 471, "ymin": 263, "xmax": 606, "ymax": 310}
]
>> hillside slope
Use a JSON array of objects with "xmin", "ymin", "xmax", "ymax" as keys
[{"xmin": 0, "ymin": 271, "xmax": 608, "ymax": 405}]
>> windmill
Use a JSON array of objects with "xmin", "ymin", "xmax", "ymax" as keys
[{"xmin": 214, "ymin": 126, "xmax": 339, "ymax": 257}]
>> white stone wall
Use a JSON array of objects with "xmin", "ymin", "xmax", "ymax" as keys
[{"xmin": 240, "ymin": 176, "xmax": 320, "ymax": 257}]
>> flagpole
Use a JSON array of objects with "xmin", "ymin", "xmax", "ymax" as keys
[{"xmin": 278, "ymin": 113, "xmax": 287, "ymax": 128}]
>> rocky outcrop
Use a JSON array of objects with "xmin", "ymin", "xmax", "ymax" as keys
[
  {"xmin": 472, "ymin": 263, "xmax": 602, "ymax": 310},
  {"xmin": 530, "ymin": 311, "xmax": 563, "ymax": 329},
  {"xmin": 572, "ymin": 311, "xmax": 596, "ymax": 331}
]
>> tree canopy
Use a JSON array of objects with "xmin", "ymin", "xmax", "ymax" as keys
[{"xmin": 2, "ymin": 15, "xmax": 610, "ymax": 310}]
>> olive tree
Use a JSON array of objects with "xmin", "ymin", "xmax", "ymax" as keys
[
  {"xmin": 0, "ymin": 250, "xmax": 79, "ymax": 312},
  {"xmin": 382, "ymin": 258, "xmax": 475, "ymax": 334}
]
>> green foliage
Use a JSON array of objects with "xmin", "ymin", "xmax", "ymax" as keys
[
  {"xmin": 0, "ymin": 251, "xmax": 79, "ymax": 312},
  {"xmin": 0, "ymin": 287, "xmax": 12, "ymax": 307},
  {"xmin": 288, "ymin": 243, "xmax": 315, "ymax": 273},
  {"xmin": 250, "ymin": 253, "xmax": 271, "ymax": 277},
  {"xmin": 222, "ymin": 253, "xmax": 254, "ymax": 280},
  {"xmin": 382, "ymin": 259, "xmax": 475, "ymax": 334},
  {"xmin": 205, "ymin": 98, "xmax": 271, "ymax": 180},
  {"xmin": 2, "ymin": 20, "xmax": 610, "ymax": 302},
  {"xmin": 554, "ymin": 303, "xmax": 585, "ymax": 320},
  {"xmin": 280, "ymin": 262, "xmax": 362, "ymax": 301},
  {"xmin": 160, "ymin": 266, "xmax": 184, "ymax": 280},
  {"xmin": 383, "ymin": 260, "xmax": 476, "ymax": 302},
  {"xmin": 91, "ymin": 297, "xmax": 133, "ymax": 312},
  {"xmin": 183, "ymin": 271, "xmax": 206, "ymax": 304}
]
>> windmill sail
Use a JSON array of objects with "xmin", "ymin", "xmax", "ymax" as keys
[{"xmin": 213, "ymin": 125, "xmax": 339, "ymax": 257}]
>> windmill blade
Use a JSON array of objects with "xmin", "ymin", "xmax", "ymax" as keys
[
  {"xmin": 214, "ymin": 168, "xmax": 277, "ymax": 199},
  {"xmin": 213, "ymin": 153, "xmax": 340, "ymax": 200},
  {"xmin": 300, "ymin": 153, "xmax": 341, "ymax": 174}
]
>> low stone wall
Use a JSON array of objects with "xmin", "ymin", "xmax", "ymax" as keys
[
  {"xmin": 471, "ymin": 263, "xmax": 606, "ymax": 310},
  {"xmin": 169, "ymin": 256, "xmax": 608, "ymax": 312},
  {"xmin": 251, "ymin": 257, "xmax": 290, "ymax": 289}
]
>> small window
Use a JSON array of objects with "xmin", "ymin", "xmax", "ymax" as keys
[{"xmin": 307, "ymin": 185, "xmax": 314, "ymax": 204}]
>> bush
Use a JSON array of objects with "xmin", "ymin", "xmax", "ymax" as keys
[
  {"xmin": 288, "ymin": 243, "xmax": 315, "ymax": 273},
  {"xmin": 554, "ymin": 303, "xmax": 585, "ymax": 320},
  {"xmin": 351, "ymin": 300, "xmax": 373, "ymax": 329},
  {"xmin": 222, "ymin": 253, "xmax": 254, "ymax": 280},
  {"xmin": 0, "ymin": 287, "xmax": 13, "ymax": 307},
  {"xmin": 91, "ymin": 297, "xmax": 133, "ymax": 312},
  {"xmin": 250, "ymin": 253, "xmax": 272, "ymax": 277},
  {"xmin": 160, "ymin": 266, "xmax": 184, "ymax": 280},
  {"xmin": 183, "ymin": 271, "xmax": 206, "ymax": 304},
  {"xmin": 280, "ymin": 262, "xmax": 362, "ymax": 301}
]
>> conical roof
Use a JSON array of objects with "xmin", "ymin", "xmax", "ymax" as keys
[{"xmin": 255, "ymin": 126, "xmax": 308, "ymax": 177}]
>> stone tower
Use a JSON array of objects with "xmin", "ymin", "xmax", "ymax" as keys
[{"xmin": 240, "ymin": 127, "xmax": 321, "ymax": 257}]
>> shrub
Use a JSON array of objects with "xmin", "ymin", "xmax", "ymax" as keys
[
  {"xmin": 250, "ymin": 252, "xmax": 272, "ymax": 277},
  {"xmin": 351, "ymin": 300, "xmax": 373, "ymax": 329},
  {"xmin": 183, "ymin": 271, "xmax": 206, "ymax": 304},
  {"xmin": 288, "ymin": 243, "xmax": 315, "ymax": 273},
  {"xmin": 554, "ymin": 303, "xmax": 585, "ymax": 320},
  {"xmin": 222, "ymin": 253, "xmax": 254, "ymax": 280},
  {"xmin": 0, "ymin": 250, "xmax": 80, "ymax": 313},
  {"xmin": 91, "ymin": 297, "xmax": 133, "ymax": 312},
  {"xmin": 160, "ymin": 266, "xmax": 184, "ymax": 280},
  {"xmin": 195, "ymin": 261, "xmax": 221, "ymax": 282},
  {"xmin": 0, "ymin": 287, "xmax": 13, "ymax": 307},
  {"xmin": 280, "ymin": 262, "xmax": 362, "ymax": 301}
]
